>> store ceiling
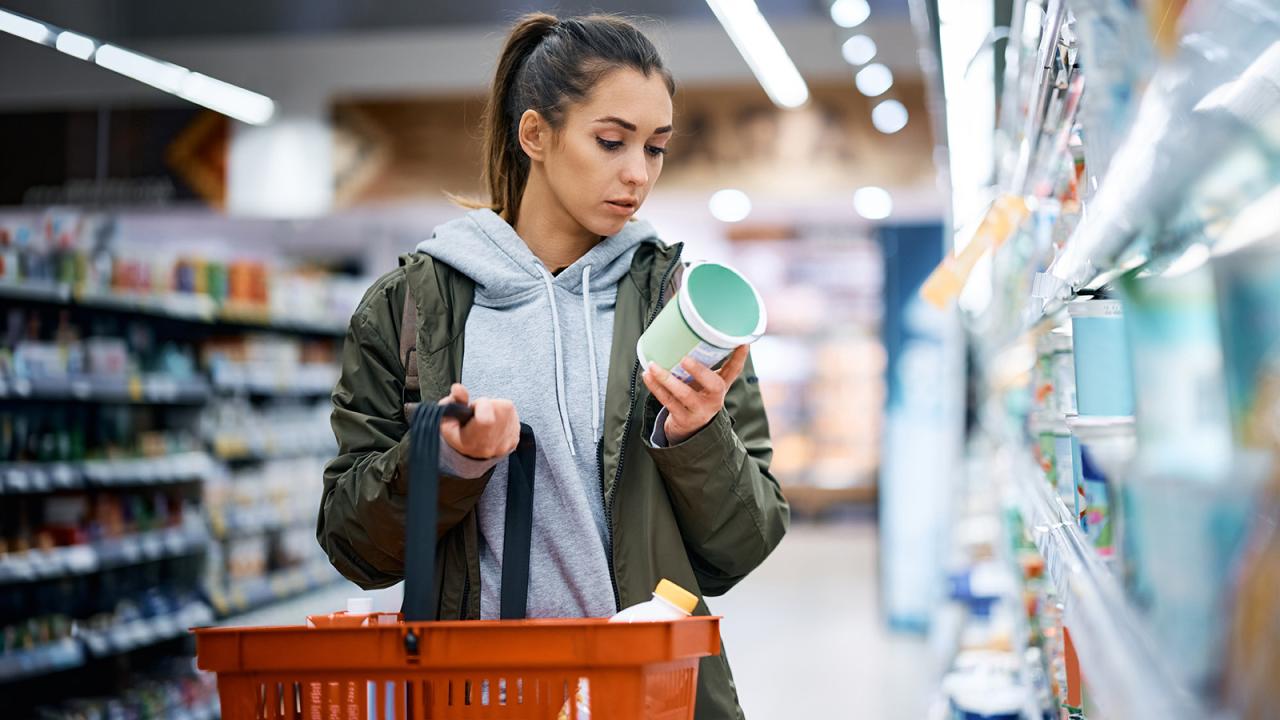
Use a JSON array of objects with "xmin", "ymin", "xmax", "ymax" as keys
[{"xmin": 2, "ymin": 0, "xmax": 910, "ymax": 40}]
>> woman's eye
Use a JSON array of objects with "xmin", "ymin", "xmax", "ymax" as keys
[
  {"xmin": 646, "ymin": 145, "xmax": 667, "ymax": 158},
  {"xmin": 597, "ymin": 138, "xmax": 623, "ymax": 151}
]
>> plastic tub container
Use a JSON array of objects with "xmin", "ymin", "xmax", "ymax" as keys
[
  {"xmin": 1067, "ymin": 299, "xmax": 1134, "ymax": 417},
  {"xmin": 637, "ymin": 262, "xmax": 767, "ymax": 383},
  {"xmin": 1066, "ymin": 415, "xmax": 1136, "ymax": 561},
  {"xmin": 1118, "ymin": 263, "xmax": 1231, "ymax": 476}
]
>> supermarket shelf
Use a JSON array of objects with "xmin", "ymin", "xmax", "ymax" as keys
[
  {"xmin": 210, "ymin": 377, "xmax": 335, "ymax": 398},
  {"xmin": 166, "ymin": 700, "xmax": 218, "ymax": 720},
  {"xmin": 211, "ymin": 435, "xmax": 336, "ymax": 463},
  {"xmin": 0, "ymin": 374, "xmax": 210, "ymax": 405},
  {"xmin": 0, "ymin": 281, "xmax": 345, "ymax": 338},
  {"xmin": 209, "ymin": 562, "xmax": 343, "ymax": 620},
  {"xmin": 207, "ymin": 505, "xmax": 311, "ymax": 540},
  {"xmin": 0, "ymin": 603, "xmax": 213, "ymax": 684},
  {"xmin": 0, "ymin": 525, "xmax": 209, "ymax": 586},
  {"xmin": 217, "ymin": 306, "xmax": 346, "ymax": 338},
  {"xmin": 180, "ymin": 700, "xmax": 220, "ymax": 720},
  {"xmin": 80, "ymin": 601, "xmax": 214, "ymax": 659},
  {"xmin": 0, "ymin": 638, "xmax": 84, "ymax": 684},
  {"xmin": 0, "ymin": 452, "xmax": 214, "ymax": 495},
  {"xmin": 1013, "ymin": 459, "xmax": 1207, "ymax": 720}
]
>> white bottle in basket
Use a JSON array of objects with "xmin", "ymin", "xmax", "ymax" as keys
[
  {"xmin": 610, "ymin": 579, "xmax": 699, "ymax": 622},
  {"xmin": 560, "ymin": 580, "xmax": 699, "ymax": 720}
]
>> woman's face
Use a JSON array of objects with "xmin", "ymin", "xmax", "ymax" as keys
[{"xmin": 541, "ymin": 68, "xmax": 674, "ymax": 237}]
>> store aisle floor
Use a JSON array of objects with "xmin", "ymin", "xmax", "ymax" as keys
[{"xmin": 711, "ymin": 518, "xmax": 932, "ymax": 720}]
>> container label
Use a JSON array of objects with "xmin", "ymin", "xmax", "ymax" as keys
[{"xmin": 671, "ymin": 341, "xmax": 733, "ymax": 383}]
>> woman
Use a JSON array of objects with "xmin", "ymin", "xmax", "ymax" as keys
[{"xmin": 318, "ymin": 12, "xmax": 789, "ymax": 719}]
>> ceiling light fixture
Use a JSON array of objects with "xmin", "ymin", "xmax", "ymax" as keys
[
  {"xmin": 830, "ymin": 0, "xmax": 871, "ymax": 29},
  {"xmin": 705, "ymin": 0, "xmax": 809, "ymax": 109},
  {"xmin": 0, "ymin": 8, "xmax": 275, "ymax": 125},
  {"xmin": 841, "ymin": 35, "xmax": 877, "ymax": 65}
]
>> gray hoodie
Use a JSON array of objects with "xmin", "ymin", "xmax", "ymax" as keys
[{"xmin": 415, "ymin": 208, "xmax": 658, "ymax": 619}]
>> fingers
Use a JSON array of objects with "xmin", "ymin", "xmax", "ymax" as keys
[
  {"xmin": 438, "ymin": 391, "xmax": 520, "ymax": 460},
  {"xmin": 645, "ymin": 363, "xmax": 699, "ymax": 409},
  {"xmin": 473, "ymin": 397, "xmax": 496, "ymax": 425},
  {"xmin": 680, "ymin": 357, "xmax": 726, "ymax": 396},
  {"xmin": 642, "ymin": 367, "xmax": 685, "ymax": 412},
  {"xmin": 459, "ymin": 398, "xmax": 520, "ymax": 458},
  {"xmin": 438, "ymin": 383, "xmax": 470, "ymax": 412},
  {"xmin": 717, "ymin": 346, "xmax": 749, "ymax": 385}
]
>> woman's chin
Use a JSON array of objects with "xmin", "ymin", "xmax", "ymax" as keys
[{"xmin": 584, "ymin": 214, "xmax": 630, "ymax": 238}]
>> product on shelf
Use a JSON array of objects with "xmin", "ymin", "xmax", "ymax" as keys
[
  {"xmin": 1, "ymin": 404, "xmax": 204, "ymax": 468},
  {"xmin": 1119, "ymin": 255, "xmax": 1231, "ymax": 468},
  {"xmin": 0, "ymin": 307, "xmax": 203, "ymax": 398},
  {"xmin": 1065, "ymin": 299, "xmax": 1132, "ymax": 419},
  {"xmin": 203, "ymin": 398, "xmax": 335, "ymax": 460},
  {"xmin": 203, "ymin": 450, "xmax": 335, "ymax": 616},
  {"xmin": 0, "ymin": 210, "xmax": 364, "ymax": 331},
  {"xmin": 202, "ymin": 334, "xmax": 339, "ymax": 395}
]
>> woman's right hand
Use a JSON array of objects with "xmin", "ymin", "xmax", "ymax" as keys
[{"xmin": 438, "ymin": 383, "xmax": 521, "ymax": 460}]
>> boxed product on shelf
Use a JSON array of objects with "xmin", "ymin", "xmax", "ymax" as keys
[
  {"xmin": 202, "ymin": 334, "xmax": 339, "ymax": 395},
  {"xmin": 202, "ymin": 398, "xmax": 335, "ymax": 461},
  {"xmin": 204, "ymin": 457, "xmax": 325, "ymax": 541}
]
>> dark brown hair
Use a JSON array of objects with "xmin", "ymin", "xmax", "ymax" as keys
[{"xmin": 462, "ymin": 13, "xmax": 675, "ymax": 225}]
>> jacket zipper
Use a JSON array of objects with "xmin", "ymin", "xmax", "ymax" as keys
[
  {"xmin": 602, "ymin": 244, "xmax": 683, "ymax": 611},
  {"xmin": 460, "ymin": 563, "xmax": 471, "ymax": 619}
]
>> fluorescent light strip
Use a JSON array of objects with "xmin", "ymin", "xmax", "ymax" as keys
[
  {"xmin": 0, "ymin": 8, "xmax": 50, "ymax": 43},
  {"xmin": 95, "ymin": 44, "xmax": 188, "ymax": 93},
  {"xmin": 705, "ymin": 0, "xmax": 809, "ymax": 109},
  {"xmin": 55, "ymin": 30, "xmax": 96, "ymax": 60},
  {"xmin": 181, "ymin": 72, "xmax": 276, "ymax": 127},
  {"xmin": 0, "ymin": 8, "xmax": 274, "ymax": 125}
]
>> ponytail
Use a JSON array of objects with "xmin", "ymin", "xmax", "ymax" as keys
[{"xmin": 455, "ymin": 12, "xmax": 675, "ymax": 226}]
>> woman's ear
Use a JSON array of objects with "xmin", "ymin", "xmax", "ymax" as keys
[{"xmin": 517, "ymin": 109, "xmax": 550, "ymax": 163}]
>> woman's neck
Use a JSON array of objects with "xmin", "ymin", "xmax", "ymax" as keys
[{"xmin": 511, "ymin": 171, "xmax": 600, "ymax": 272}]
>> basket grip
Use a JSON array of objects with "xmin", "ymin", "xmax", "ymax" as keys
[
  {"xmin": 403, "ymin": 403, "xmax": 447, "ymax": 623},
  {"xmin": 403, "ymin": 402, "xmax": 535, "ymax": 623}
]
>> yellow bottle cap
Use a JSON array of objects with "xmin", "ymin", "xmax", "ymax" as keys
[{"xmin": 654, "ymin": 579, "xmax": 698, "ymax": 615}]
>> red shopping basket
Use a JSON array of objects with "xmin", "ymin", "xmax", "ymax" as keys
[
  {"xmin": 195, "ymin": 403, "xmax": 720, "ymax": 719},
  {"xmin": 194, "ymin": 613, "xmax": 719, "ymax": 719}
]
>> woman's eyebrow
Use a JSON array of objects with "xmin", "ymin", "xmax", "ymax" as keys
[{"xmin": 594, "ymin": 116, "xmax": 674, "ymax": 135}]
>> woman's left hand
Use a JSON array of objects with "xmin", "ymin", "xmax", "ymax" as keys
[{"xmin": 642, "ymin": 345, "xmax": 749, "ymax": 446}]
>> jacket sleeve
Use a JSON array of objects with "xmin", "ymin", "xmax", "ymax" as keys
[
  {"xmin": 317, "ymin": 275, "xmax": 492, "ymax": 590},
  {"xmin": 643, "ymin": 353, "xmax": 790, "ymax": 596}
]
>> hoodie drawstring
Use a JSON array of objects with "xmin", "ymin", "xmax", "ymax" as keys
[
  {"xmin": 536, "ymin": 264, "xmax": 578, "ymax": 457},
  {"xmin": 582, "ymin": 265, "xmax": 601, "ymax": 441}
]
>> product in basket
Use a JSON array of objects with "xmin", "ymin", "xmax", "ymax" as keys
[{"xmin": 559, "ymin": 579, "xmax": 700, "ymax": 719}]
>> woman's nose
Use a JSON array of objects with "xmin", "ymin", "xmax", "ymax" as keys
[{"xmin": 620, "ymin": 148, "xmax": 649, "ymax": 187}]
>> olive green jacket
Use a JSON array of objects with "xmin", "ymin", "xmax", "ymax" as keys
[{"xmin": 318, "ymin": 241, "xmax": 789, "ymax": 719}]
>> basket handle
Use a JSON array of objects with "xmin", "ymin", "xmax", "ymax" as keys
[{"xmin": 403, "ymin": 402, "xmax": 536, "ymax": 623}]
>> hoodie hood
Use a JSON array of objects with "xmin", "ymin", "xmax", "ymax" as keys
[{"xmin": 416, "ymin": 209, "xmax": 659, "ymax": 308}]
